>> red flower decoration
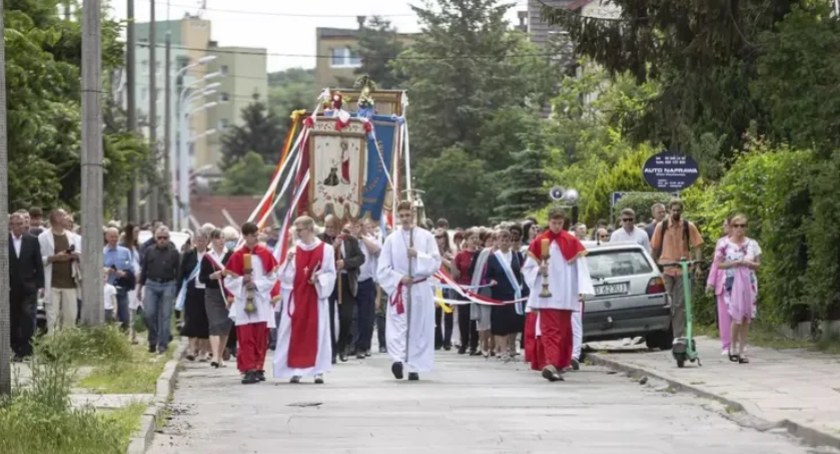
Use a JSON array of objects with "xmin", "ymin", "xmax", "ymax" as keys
[
  {"xmin": 335, "ymin": 118, "xmax": 350, "ymax": 132},
  {"xmin": 363, "ymin": 121, "xmax": 373, "ymax": 133},
  {"xmin": 303, "ymin": 117, "xmax": 314, "ymax": 128}
]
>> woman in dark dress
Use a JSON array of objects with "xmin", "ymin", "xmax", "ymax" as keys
[
  {"xmin": 180, "ymin": 227, "xmax": 211, "ymax": 361},
  {"xmin": 484, "ymin": 229, "xmax": 525, "ymax": 362},
  {"xmin": 199, "ymin": 228, "xmax": 234, "ymax": 367}
]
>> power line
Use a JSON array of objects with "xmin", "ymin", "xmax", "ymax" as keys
[
  {"xmin": 156, "ymin": 0, "xmax": 531, "ymax": 18},
  {"xmin": 139, "ymin": 42, "xmax": 562, "ymax": 61},
  {"xmin": 159, "ymin": 1, "xmax": 416, "ymax": 18}
]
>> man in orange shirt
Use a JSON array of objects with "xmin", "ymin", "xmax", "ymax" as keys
[{"xmin": 651, "ymin": 199, "xmax": 704, "ymax": 340}]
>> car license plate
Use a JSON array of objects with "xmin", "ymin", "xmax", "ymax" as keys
[{"xmin": 595, "ymin": 282, "xmax": 629, "ymax": 296}]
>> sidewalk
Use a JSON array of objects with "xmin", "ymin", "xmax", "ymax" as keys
[{"xmin": 588, "ymin": 336, "xmax": 840, "ymax": 450}]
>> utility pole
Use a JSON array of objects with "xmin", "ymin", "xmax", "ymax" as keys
[
  {"xmin": 148, "ymin": 0, "xmax": 159, "ymax": 221},
  {"xmin": 126, "ymin": 0, "xmax": 138, "ymax": 222},
  {"xmin": 164, "ymin": 30, "xmax": 173, "ymax": 227},
  {"xmin": 0, "ymin": 0, "xmax": 13, "ymax": 396},
  {"xmin": 81, "ymin": 0, "xmax": 104, "ymax": 326}
]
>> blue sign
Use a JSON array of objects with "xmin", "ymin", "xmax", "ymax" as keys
[{"xmin": 642, "ymin": 152, "xmax": 700, "ymax": 191}]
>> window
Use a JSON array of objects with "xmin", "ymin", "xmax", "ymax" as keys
[
  {"xmin": 220, "ymin": 64, "xmax": 229, "ymax": 75},
  {"xmin": 329, "ymin": 47, "xmax": 362, "ymax": 68},
  {"xmin": 218, "ymin": 119, "xmax": 229, "ymax": 130},
  {"xmin": 585, "ymin": 249, "xmax": 653, "ymax": 280},
  {"xmin": 220, "ymin": 93, "xmax": 230, "ymax": 102}
]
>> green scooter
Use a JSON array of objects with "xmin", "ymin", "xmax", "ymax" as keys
[{"xmin": 661, "ymin": 258, "xmax": 702, "ymax": 368}]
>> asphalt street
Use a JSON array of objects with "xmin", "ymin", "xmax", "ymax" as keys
[{"xmin": 149, "ymin": 347, "xmax": 835, "ymax": 454}]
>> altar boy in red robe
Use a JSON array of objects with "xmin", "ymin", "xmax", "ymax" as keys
[
  {"xmin": 273, "ymin": 216, "xmax": 337, "ymax": 384},
  {"xmin": 522, "ymin": 208, "xmax": 595, "ymax": 382},
  {"xmin": 224, "ymin": 222, "xmax": 278, "ymax": 384}
]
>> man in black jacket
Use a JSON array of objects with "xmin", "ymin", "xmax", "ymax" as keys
[
  {"xmin": 318, "ymin": 215, "xmax": 365, "ymax": 362},
  {"xmin": 9, "ymin": 212, "xmax": 45, "ymax": 361}
]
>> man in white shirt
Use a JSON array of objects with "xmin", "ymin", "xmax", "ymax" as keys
[{"xmin": 610, "ymin": 208, "xmax": 652, "ymax": 254}]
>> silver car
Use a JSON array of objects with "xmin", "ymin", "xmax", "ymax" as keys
[{"xmin": 582, "ymin": 241, "xmax": 673, "ymax": 350}]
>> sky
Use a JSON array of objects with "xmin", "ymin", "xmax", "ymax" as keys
[{"xmin": 109, "ymin": 0, "xmax": 529, "ymax": 72}]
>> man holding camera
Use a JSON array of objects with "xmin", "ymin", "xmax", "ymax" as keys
[{"xmin": 38, "ymin": 209, "xmax": 82, "ymax": 333}]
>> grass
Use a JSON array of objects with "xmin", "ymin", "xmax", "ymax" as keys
[
  {"xmin": 35, "ymin": 325, "xmax": 173, "ymax": 394},
  {"xmin": 102, "ymin": 402, "xmax": 148, "ymax": 451},
  {"xmin": 693, "ymin": 321, "xmax": 840, "ymax": 353},
  {"xmin": 0, "ymin": 348, "xmax": 145, "ymax": 453},
  {"xmin": 79, "ymin": 344, "xmax": 171, "ymax": 394}
]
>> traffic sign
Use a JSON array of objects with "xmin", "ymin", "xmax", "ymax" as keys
[{"xmin": 642, "ymin": 152, "xmax": 700, "ymax": 191}]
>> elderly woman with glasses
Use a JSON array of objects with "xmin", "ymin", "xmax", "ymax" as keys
[{"xmin": 716, "ymin": 214, "xmax": 760, "ymax": 364}]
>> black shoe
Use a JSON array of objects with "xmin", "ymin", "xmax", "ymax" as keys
[
  {"xmin": 469, "ymin": 350, "xmax": 482, "ymax": 356},
  {"xmin": 256, "ymin": 370, "xmax": 266, "ymax": 381},
  {"xmin": 458, "ymin": 347, "xmax": 467, "ymax": 355},
  {"xmin": 11, "ymin": 355, "xmax": 23, "ymax": 363},
  {"xmin": 571, "ymin": 359, "xmax": 580, "ymax": 371},
  {"xmin": 443, "ymin": 344, "xmax": 452, "ymax": 351},
  {"xmin": 379, "ymin": 346, "xmax": 387, "ymax": 353},
  {"xmin": 391, "ymin": 361, "xmax": 404, "ymax": 380},
  {"xmin": 364, "ymin": 351, "xmax": 372, "ymax": 357},
  {"xmin": 356, "ymin": 353, "xmax": 365, "ymax": 359},
  {"xmin": 211, "ymin": 361, "xmax": 219, "ymax": 368},
  {"xmin": 541, "ymin": 366, "xmax": 564, "ymax": 382},
  {"xmin": 148, "ymin": 345, "xmax": 156, "ymax": 354},
  {"xmin": 408, "ymin": 372, "xmax": 419, "ymax": 381},
  {"xmin": 332, "ymin": 356, "xmax": 337, "ymax": 365},
  {"xmin": 339, "ymin": 353, "xmax": 348, "ymax": 362},
  {"xmin": 241, "ymin": 371, "xmax": 259, "ymax": 385},
  {"xmin": 185, "ymin": 353, "xmax": 195, "ymax": 361}
]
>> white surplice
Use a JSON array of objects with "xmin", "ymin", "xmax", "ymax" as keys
[
  {"xmin": 522, "ymin": 241, "xmax": 595, "ymax": 311},
  {"xmin": 377, "ymin": 227, "xmax": 441, "ymax": 373},
  {"xmin": 224, "ymin": 252, "xmax": 277, "ymax": 327},
  {"xmin": 273, "ymin": 239, "xmax": 336, "ymax": 378}
]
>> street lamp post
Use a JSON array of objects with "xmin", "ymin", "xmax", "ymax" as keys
[{"xmin": 178, "ymin": 100, "xmax": 218, "ymax": 230}]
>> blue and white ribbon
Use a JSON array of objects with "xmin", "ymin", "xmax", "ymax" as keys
[
  {"xmin": 494, "ymin": 250, "xmax": 524, "ymax": 315},
  {"xmin": 175, "ymin": 260, "xmax": 201, "ymax": 312}
]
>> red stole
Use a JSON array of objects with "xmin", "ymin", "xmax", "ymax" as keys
[
  {"xmin": 528, "ymin": 229, "xmax": 586, "ymax": 263},
  {"xmin": 287, "ymin": 242, "xmax": 325, "ymax": 368}
]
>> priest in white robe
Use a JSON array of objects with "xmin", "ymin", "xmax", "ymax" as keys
[
  {"xmin": 273, "ymin": 216, "xmax": 337, "ymax": 384},
  {"xmin": 224, "ymin": 222, "xmax": 278, "ymax": 385},
  {"xmin": 377, "ymin": 201, "xmax": 442, "ymax": 381},
  {"xmin": 522, "ymin": 208, "xmax": 595, "ymax": 382}
]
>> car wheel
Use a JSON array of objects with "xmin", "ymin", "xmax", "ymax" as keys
[{"xmin": 645, "ymin": 330, "xmax": 673, "ymax": 351}]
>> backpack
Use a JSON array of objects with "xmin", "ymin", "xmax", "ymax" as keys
[{"xmin": 654, "ymin": 218, "xmax": 690, "ymax": 261}]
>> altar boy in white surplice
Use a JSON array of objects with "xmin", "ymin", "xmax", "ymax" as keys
[
  {"xmin": 273, "ymin": 216, "xmax": 337, "ymax": 384},
  {"xmin": 377, "ymin": 201, "xmax": 441, "ymax": 381}
]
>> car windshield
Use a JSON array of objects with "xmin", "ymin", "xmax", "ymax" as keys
[{"xmin": 586, "ymin": 249, "xmax": 653, "ymax": 280}]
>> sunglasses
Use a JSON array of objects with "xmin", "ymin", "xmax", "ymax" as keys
[
  {"xmin": 599, "ymin": 235, "xmax": 609, "ymax": 239},
  {"xmin": 622, "ymin": 218, "xmax": 634, "ymax": 222},
  {"xmin": 156, "ymin": 236, "xmax": 169, "ymax": 240},
  {"xmin": 732, "ymin": 223, "xmax": 747, "ymax": 228}
]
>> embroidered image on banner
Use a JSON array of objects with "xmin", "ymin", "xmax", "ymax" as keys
[{"xmin": 307, "ymin": 119, "xmax": 367, "ymax": 221}]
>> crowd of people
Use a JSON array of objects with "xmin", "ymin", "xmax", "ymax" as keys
[{"xmin": 7, "ymin": 197, "xmax": 761, "ymax": 380}]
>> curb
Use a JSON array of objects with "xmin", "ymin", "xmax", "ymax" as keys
[
  {"xmin": 127, "ymin": 338, "xmax": 188, "ymax": 454},
  {"xmin": 588, "ymin": 353, "xmax": 840, "ymax": 451}
]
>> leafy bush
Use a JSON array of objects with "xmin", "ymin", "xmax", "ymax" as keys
[
  {"xmin": 613, "ymin": 191, "xmax": 675, "ymax": 224},
  {"xmin": 0, "ymin": 347, "xmax": 135, "ymax": 453},
  {"xmin": 37, "ymin": 325, "xmax": 133, "ymax": 365}
]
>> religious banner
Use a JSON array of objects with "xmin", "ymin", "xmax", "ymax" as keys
[
  {"xmin": 359, "ymin": 114, "xmax": 400, "ymax": 222},
  {"xmin": 307, "ymin": 118, "xmax": 367, "ymax": 221}
]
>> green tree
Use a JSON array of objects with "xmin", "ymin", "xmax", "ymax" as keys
[
  {"xmin": 220, "ymin": 97, "xmax": 285, "ymax": 170},
  {"xmin": 540, "ymin": 0, "xmax": 796, "ymax": 156},
  {"xmin": 4, "ymin": 0, "xmax": 143, "ymax": 211},
  {"xmin": 493, "ymin": 148, "xmax": 549, "ymax": 221},
  {"xmin": 353, "ymin": 16, "xmax": 408, "ymax": 89},
  {"xmin": 218, "ymin": 151, "xmax": 276, "ymax": 196},
  {"xmin": 414, "ymin": 146, "xmax": 489, "ymax": 227},
  {"xmin": 268, "ymin": 68, "xmax": 317, "ymax": 119},
  {"xmin": 396, "ymin": 0, "xmax": 556, "ymax": 162}
]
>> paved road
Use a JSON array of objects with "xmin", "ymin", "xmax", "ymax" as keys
[{"xmin": 151, "ymin": 349, "xmax": 832, "ymax": 454}]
